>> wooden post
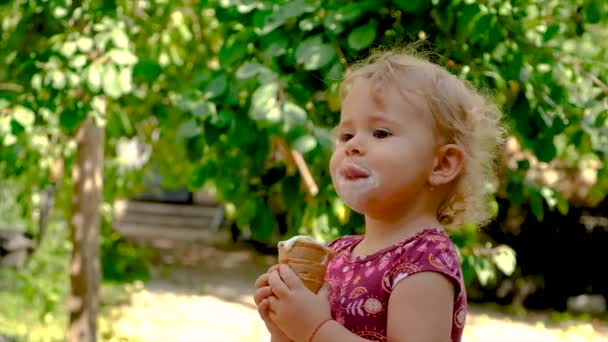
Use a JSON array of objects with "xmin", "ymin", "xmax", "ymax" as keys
[{"xmin": 68, "ymin": 117, "xmax": 104, "ymax": 342}]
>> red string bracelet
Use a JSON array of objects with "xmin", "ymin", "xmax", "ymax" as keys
[{"xmin": 308, "ymin": 318, "xmax": 333, "ymax": 342}]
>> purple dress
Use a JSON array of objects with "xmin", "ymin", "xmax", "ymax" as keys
[{"xmin": 324, "ymin": 228, "xmax": 467, "ymax": 342}]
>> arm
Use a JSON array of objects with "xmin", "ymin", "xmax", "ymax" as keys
[
  {"xmin": 308, "ymin": 319, "xmax": 370, "ymax": 342},
  {"xmin": 386, "ymin": 272, "xmax": 455, "ymax": 342}
]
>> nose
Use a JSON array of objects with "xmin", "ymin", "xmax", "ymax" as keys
[{"xmin": 345, "ymin": 135, "xmax": 364, "ymax": 156}]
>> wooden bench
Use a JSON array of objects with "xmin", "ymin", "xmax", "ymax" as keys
[{"xmin": 112, "ymin": 199, "xmax": 228, "ymax": 243}]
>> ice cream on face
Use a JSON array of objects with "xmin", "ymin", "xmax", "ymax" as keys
[{"xmin": 335, "ymin": 163, "xmax": 380, "ymax": 211}]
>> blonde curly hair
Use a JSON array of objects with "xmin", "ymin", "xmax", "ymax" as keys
[{"xmin": 339, "ymin": 48, "xmax": 507, "ymax": 228}]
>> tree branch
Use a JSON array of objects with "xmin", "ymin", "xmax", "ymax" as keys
[{"xmin": 0, "ymin": 83, "xmax": 23, "ymax": 92}]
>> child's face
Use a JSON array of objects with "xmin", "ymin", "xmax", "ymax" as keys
[{"xmin": 330, "ymin": 78, "xmax": 439, "ymax": 218}]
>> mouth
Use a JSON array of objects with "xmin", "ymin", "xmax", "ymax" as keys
[{"xmin": 340, "ymin": 163, "xmax": 370, "ymax": 181}]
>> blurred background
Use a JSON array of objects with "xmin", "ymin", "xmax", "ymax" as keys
[{"xmin": 1, "ymin": 0, "xmax": 607, "ymax": 341}]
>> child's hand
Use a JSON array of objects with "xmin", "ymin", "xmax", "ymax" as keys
[
  {"xmin": 255, "ymin": 265, "xmax": 291, "ymax": 342},
  {"xmin": 267, "ymin": 264, "xmax": 332, "ymax": 341}
]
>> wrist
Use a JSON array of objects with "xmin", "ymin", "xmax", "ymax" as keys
[{"xmin": 307, "ymin": 318, "xmax": 334, "ymax": 342}]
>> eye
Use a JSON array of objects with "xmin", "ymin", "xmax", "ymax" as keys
[
  {"xmin": 373, "ymin": 129, "xmax": 391, "ymax": 139},
  {"xmin": 339, "ymin": 133, "xmax": 354, "ymax": 142}
]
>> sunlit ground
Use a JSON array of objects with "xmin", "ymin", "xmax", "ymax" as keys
[
  {"xmin": 106, "ymin": 283, "xmax": 608, "ymax": 342},
  {"xmin": 2, "ymin": 241, "xmax": 607, "ymax": 342}
]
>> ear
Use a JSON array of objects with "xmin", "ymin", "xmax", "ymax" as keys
[{"xmin": 428, "ymin": 144, "xmax": 464, "ymax": 187}]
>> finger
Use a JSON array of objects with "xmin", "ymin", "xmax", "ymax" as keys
[
  {"xmin": 267, "ymin": 295, "xmax": 279, "ymax": 316},
  {"xmin": 268, "ymin": 264, "xmax": 279, "ymax": 273},
  {"xmin": 258, "ymin": 299, "xmax": 269, "ymax": 317},
  {"xmin": 278, "ymin": 264, "xmax": 304, "ymax": 291},
  {"xmin": 254, "ymin": 272, "xmax": 270, "ymax": 289},
  {"xmin": 268, "ymin": 269, "xmax": 290, "ymax": 298},
  {"xmin": 317, "ymin": 282, "xmax": 331, "ymax": 298},
  {"xmin": 254, "ymin": 286, "xmax": 274, "ymax": 305}
]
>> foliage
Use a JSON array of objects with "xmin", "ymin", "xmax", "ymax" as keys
[
  {"xmin": 1, "ymin": 0, "xmax": 607, "ymax": 310},
  {"xmin": 100, "ymin": 216, "xmax": 154, "ymax": 283},
  {"xmin": 0, "ymin": 220, "xmax": 69, "ymax": 341}
]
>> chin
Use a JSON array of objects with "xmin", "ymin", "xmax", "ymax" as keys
[{"xmin": 338, "ymin": 194, "xmax": 374, "ymax": 216}]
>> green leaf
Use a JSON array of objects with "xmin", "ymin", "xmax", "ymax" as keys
[
  {"xmin": 118, "ymin": 67, "xmax": 133, "ymax": 94},
  {"xmin": 323, "ymin": 15, "xmax": 345, "ymax": 36},
  {"xmin": 543, "ymin": 24, "xmax": 560, "ymax": 41},
  {"xmin": 473, "ymin": 257, "xmax": 495, "ymax": 286},
  {"xmin": 556, "ymin": 192, "xmax": 569, "ymax": 215},
  {"xmin": 111, "ymin": 28, "xmax": 129, "ymax": 49},
  {"xmin": 205, "ymin": 75, "xmax": 227, "ymax": 99},
  {"xmin": 60, "ymin": 41, "xmax": 77, "ymax": 58},
  {"xmin": 326, "ymin": 62, "xmax": 345, "ymax": 82},
  {"xmin": 107, "ymin": 49, "xmax": 138, "ymax": 66},
  {"xmin": 12, "ymin": 106, "xmax": 35, "ymax": 130},
  {"xmin": 295, "ymin": 36, "xmax": 336, "ymax": 70},
  {"xmin": 540, "ymin": 186, "xmax": 557, "ymax": 209},
  {"xmin": 584, "ymin": 0, "xmax": 602, "ymax": 24},
  {"xmin": 102, "ymin": 64, "xmax": 122, "ymax": 98},
  {"xmin": 177, "ymin": 119, "xmax": 202, "ymax": 139},
  {"xmin": 59, "ymin": 110, "xmax": 87, "ymax": 132},
  {"xmin": 347, "ymin": 20, "xmax": 377, "ymax": 51},
  {"xmin": 392, "ymin": 0, "xmax": 429, "ymax": 13},
  {"xmin": 236, "ymin": 63, "xmax": 265, "ymax": 80},
  {"xmin": 31, "ymin": 74, "xmax": 43, "ymax": 90},
  {"xmin": 193, "ymin": 102, "xmax": 217, "ymax": 119},
  {"xmin": 189, "ymin": 163, "xmax": 210, "ymax": 189},
  {"xmin": 133, "ymin": 60, "xmax": 162, "ymax": 83},
  {"xmin": 250, "ymin": 82, "xmax": 280, "ymax": 123},
  {"xmin": 491, "ymin": 245, "xmax": 516, "ymax": 276},
  {"xmin": 3, "ymin": 134, "xmax": 17, "ymax": 146},
  {"xmin": 256, "ymin": 0, "xmax": 316, "ymax": 35},
  {"xmin": 534, "ymin": 136, "xmax": 557, "ymax": 162},
  {"xmin": 457, "ymin": 4, "xmax": 482, "ymax": 38},
  {"xmin": 264, "ymin": 39, "xmax": 289, "ymax": 59},
  {"xmin": 71, "ymin": 55, "xmax": 88, "ymax": 69},
  {"xmin": 76, "ymin": 37, "xmax": 94, "ymax": 52},
  {"xmin": 87, "ymin": 63, "xmax": 103, "ymax": 92},
  {"xmin": 293, "ymin": 135, "xmax": 317, "ymax": 153},
  {"xmin": 314, "ymin": 127, "xmax": 335, "ymax": 150},
  {"xmin": 236, "ymin": 198, "xmax": 258, "ymax": 228},
  {"xmin": 333, "ymin": 3, "xmax": 364, "ymax": 22},
  {"xmin": 470, "ymin": 13, "xmax": 493, "ymax": 44},
  {"xmin": 0, "ymin": 117, "xmax": 10, "ymax": 136},
  {"xmin": 529, "ymin": 187, "xmax": 544, "ymax": 222},
  {"xmin": 251, "ymin": 205, "xmax": 275, "ymax": 241},
  {"xmin": 282, "ymin": 101, "xmax": 307, "ymax": 132},
  {"xmin": 50, "ymin": 70, "xmax": 66, "ymax": 90},
  {"xmin": 219, "ymin": 38, "xmax": 249, "ymax": 67},
  {"xmin": 299, "ymin": 17, "xmax": 319, "ymax": 31}
]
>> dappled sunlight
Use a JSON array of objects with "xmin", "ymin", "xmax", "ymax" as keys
[{"xmin": 110, "ymin": 287, "xmax": 270, "ymax": 342}]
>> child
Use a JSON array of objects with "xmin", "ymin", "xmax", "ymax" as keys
[{"xmin": 254, "ymin": 48, "xmax": 505, "ymax": 342}]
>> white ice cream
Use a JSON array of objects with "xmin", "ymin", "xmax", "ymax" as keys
[
  {"xmin": 278, "ymin": 235, "xmax": 320, "ymax": 251},
  {"xmin": 278, "ymin": 235, "xmax": 333, "ymax": 265}
]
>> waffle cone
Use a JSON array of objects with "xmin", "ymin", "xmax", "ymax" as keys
[{"xmin": 278, "ymin": 239, "xmax": 335, "ymax": 293}]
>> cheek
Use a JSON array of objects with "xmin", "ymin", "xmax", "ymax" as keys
[{"xmin": 329, "ymin": 152, "xmax": 341, "ymax": 180}]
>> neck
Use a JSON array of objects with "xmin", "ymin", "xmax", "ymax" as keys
[
  {"xmin": 359, "ymin": 194, "xmax": 442, "ymax": 254},
  {"xmin": 362, "ymin": 213, "xmax": 441, "ymax": 250}
]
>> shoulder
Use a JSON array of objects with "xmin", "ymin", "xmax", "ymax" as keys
[
  {"xmin": 388, "ymin": 228, "xmax": 464, "ymax": 293},
  {"xmin": 327, "ymin": 235, "xmax": 362, "ymax": 253}
]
